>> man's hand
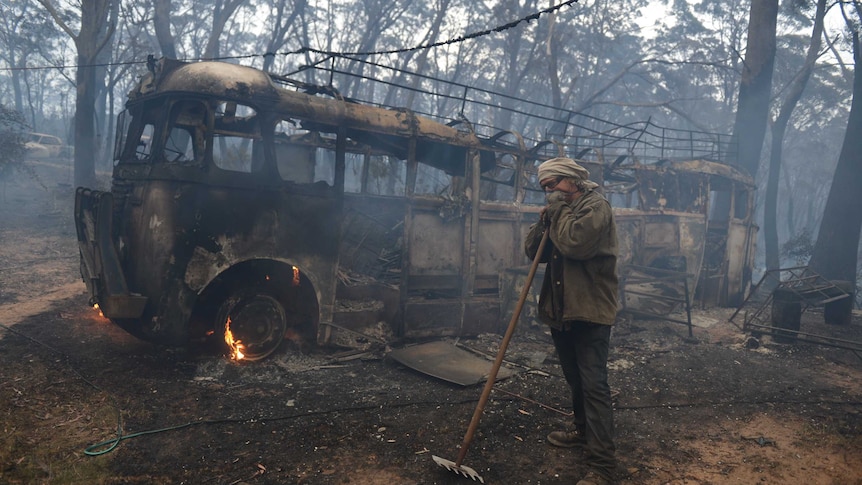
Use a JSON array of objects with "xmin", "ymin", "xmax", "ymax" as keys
[{"xmin": 545, "ymin": 190, "xmax": 568, "ymax": 205}]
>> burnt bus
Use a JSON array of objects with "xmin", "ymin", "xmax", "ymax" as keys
[
  {"xmin": 75, "ymin": 58, "xmax": 561, "ymax": 360},
  {"xmin": 75, "ymin": 58, "xmax": 757, "ymax": 360}
]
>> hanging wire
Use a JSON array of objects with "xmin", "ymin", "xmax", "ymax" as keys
[{"xmin": 0, "ymin": 1, "xmax": 579, "ymax": 72}]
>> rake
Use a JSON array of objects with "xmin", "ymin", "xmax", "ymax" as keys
[{"xmin": 433, "ymin": 229, "xmax": 549, "ymax": 483}]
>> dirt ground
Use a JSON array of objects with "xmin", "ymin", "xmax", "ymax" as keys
[{"xmin": 2, "ymin": 161, "xmax": 862, "ymax": 485}]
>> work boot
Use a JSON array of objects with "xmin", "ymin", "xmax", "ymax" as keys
[
  {"xmin": 575, "ymin": 470, "xmax": 612, "ymax": 485},
  {"xmin": 546, "ymin": 428, "xmax": 586, "ymax": 448}
]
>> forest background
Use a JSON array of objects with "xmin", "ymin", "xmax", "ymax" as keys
[{"xmin": 1, "ymin": 0, "xmax": 861, "ymax": 293}]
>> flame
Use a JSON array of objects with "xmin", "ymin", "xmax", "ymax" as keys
[
  {"xmin": 224, "ymin": 316, "xmax": 245, "ymax": 360},
  {"xmin": 292, "ymin": 266, "xmax": 300, "ymax": 286},
  {"xmin": 93, "ymin": 304, "xmax": 104, "ymax": 318}
]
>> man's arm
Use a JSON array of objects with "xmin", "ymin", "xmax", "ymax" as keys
[
  {"xmin": 545, "ymin": 198, "xmax": 612, "ymax": 260},
  {"xmin": 524, "ymin": 221, "xmax": 551, "ymax": 262}
]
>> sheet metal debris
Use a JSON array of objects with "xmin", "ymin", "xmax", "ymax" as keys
[{"xmin": 387, "ymin": 341, "xmax": 517, "ymax": 386}]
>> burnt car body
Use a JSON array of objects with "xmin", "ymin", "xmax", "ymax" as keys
[
  {"xmin": 26, "ymin": 132, "xmax": 72, "ymax": 159},
  {"xmin": 75, "ymin": 58, "xmax": 757, "ymax": 359}
]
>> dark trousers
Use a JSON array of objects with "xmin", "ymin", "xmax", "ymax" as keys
[{"xmin": 551, "ymin": 322, "xmax": 616, "ymax": 480}]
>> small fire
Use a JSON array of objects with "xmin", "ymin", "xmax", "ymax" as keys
[
  {"xmin": 292, "ymin": 266, "xmax": 300, "ymax": 286},
  {"xmin": 224, "ymin": 316, "xmax": 245, "ymax": 360},
  {"xmin": 93, "ymin": 304, "xmax": 104, "ymax": 318}
]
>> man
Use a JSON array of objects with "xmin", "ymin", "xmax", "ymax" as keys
[{"xmin": 524, "ymin": 157, "xmax": 619, "ymax": 485}]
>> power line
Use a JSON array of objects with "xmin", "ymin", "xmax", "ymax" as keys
[{"xmin": 0, "ymin": 0, "xmax": 579, "ymax": 73}]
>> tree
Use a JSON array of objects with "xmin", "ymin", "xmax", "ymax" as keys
[
  {"xmin": 809, "ymin": 28, "xmax": 862, "ymax": 285},
  {"xmin": 0, "ymin": 104, "xmax": 30, "ymax": 198},
  {"xmin": 202, "ymin": 0, "xmax": 248, "ymax": 59},
  {"xmin": 0, "ymin": 1, "xmax": 43, "ymax": 115},
  {"xmin": 763, "ymin": 0, "xmax": 827, "ymax": 273},
  {"xmin": 261, "ymin": 0, "xmax": 307, "ymax": 72},
  {"xmin": 38, "ymin": 0, "xmax": 116, "ymax": 188},
  {"xmin": 153, "ymin": 0, "xmax": 178, "ymax": 58},
  {"xmin": 728, "ymin": 0, "xmax": 779, "ymax": 179},
  {"xmin": 0, "ymin": 0, "xmax": 66, "ymax": 129},
  {"xmin": 0, "ymin": 105, "xmax": 27, "ymax": 175}
]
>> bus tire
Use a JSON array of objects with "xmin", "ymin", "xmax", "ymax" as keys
[{"xmin": 216, "ymin": 291, "xmax": 287, "ymax": 361}]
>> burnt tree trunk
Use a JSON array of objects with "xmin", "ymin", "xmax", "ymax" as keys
[
  {"xmin": 203, "ymin": 0, "xmax": 246, "ymax": 60},
  {"xmin": 764, "ymin": 0, "xmax": 826, "ymax": 272},
  {"xmin": 809, "ymin": 32, "xmax": 862, "ymax": 283},
  {"xmin": 729, "ymin": 0, "xmax": 778, "ymax": 178},
  {"xmin": 714, "ymin": 0, "xmax": 778, "ymax": 223},
  {"xmin": 262, "ymin": 0, "xmax": 307, "ymax": 72},
  {"xmin": 38, "ymin": 0, "xmax": 115, "ymax": 189},
  {"xmin": 153, "ymin": 0, "xmax": 177, "ymax": 59}
]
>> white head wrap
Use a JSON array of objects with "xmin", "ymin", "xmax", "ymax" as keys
[{"xmin": 537, "ymin": 157, "xmax": 599, "ymax": 190}]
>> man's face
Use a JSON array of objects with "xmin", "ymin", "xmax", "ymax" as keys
[
  {"xmin": 540, "ymin": 176, "xmax": 564, "ymax": 192},
  {"xmin": 540, "ymin": 177, "xmax": 580, "ymax": 203}
]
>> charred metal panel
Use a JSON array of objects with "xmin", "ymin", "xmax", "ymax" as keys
[
  {"xmin": 724, "ymin": 221, "xmax": 757, "ymax": 306},
  {"xmin": 407, "ymin": 201, "xmax": 465, "ymax": 278},
  {"xmin": 114, "ymin": 179, "xmax": 340, "ymax": 345},
  {"xmin": 462, "ymin": 298, "xmax": 503, "ymax": 335},
  {"xmin": 387, "ymin": 341, "xmax": 515, "ymax": 386},
  {"xmin": 476, "ymin": 218, "xmax": 519, "ymax": 289},
  {"xmin": 613, "ymin": 211, "xmax": 706, "ymax": 316},
  {"xmin": 613, "ymin": 211, "xmax": 642, "ymax": 268},
  {"xmin": 644, "ymin": 221, "xmax": 678, "ymax": 247},
  {"xmin": 133, "ymin": 59, "xmax": 279, "ymax": 101},
  {"xmin": 403, "ymin": 299, "xmax": 464, "ymax": 336},
  {"xmin": 339, "ymin": 194, "xmax": 406, "ymax": 282},
  {"xmin": 74, "ymin": 188, "xmax": 148, "ymax": 319},
  {"xmin": 620, "ymin": 265, "xmax": 690, "ymax": 317}
]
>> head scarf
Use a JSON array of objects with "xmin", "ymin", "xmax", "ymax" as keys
[{"xmin": 537, "ymin": 157, "xmax": 599, "ymax": 190}]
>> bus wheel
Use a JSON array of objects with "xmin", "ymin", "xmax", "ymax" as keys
[{"xmin": 217, "ymin": 292, "xmax": 287, "ymax": 361}]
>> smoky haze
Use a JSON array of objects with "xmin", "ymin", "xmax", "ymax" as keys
[{"xmin": 0, "ymin": 0, "xmax": 858, "ymax": 284}]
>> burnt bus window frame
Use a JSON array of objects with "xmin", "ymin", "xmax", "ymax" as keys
[
  {"xmin": 211, "ymin": 101, "xmax": 263, "ymax": 174},
  {"xmin": 163, "ymin": 99, "xmax": 210, "ymax": 167},
  {"xmin": 115, "ymin": 106, "xmax": 159, "ymax": 164}
]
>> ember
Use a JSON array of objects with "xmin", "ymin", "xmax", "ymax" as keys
[
  {"xmin": 292, "ymin": 266, "xmax": 300, "ymax": 286},
  {"xmin": 92, "ymin": 304, "xmax": 104, "ymax": 318},
  {"xmin": 224, "ymin": 316, "xmax": 245, "ymax": 360}
]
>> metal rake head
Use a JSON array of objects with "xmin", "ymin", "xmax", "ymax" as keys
[{"xmin": 432, "ymin": 454, "xmax": 484, "ymax": 483}]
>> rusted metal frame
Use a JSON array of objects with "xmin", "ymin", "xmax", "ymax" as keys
[
  {"xmin": 359, "ymin": 151, "xmax": 371, "ymax": 193},
  {"xmin": 683, "ymin": 273, "xmax": 693, "ymax": 336},
  {"xmin": 622, "ymin": 308, "xmax": 693, "ymax": 328},
  {"xmin": 511, "ymin": 148, "xmax": 529, "ymax": 267},
  {"xmin": 334, "ymin": 126, "xmax": 346, "ymax": 194},
  {"xmin": 744, "ymin": 322, "xmax": 862, "ymax": 354},
  {"xmin": 463, "ymin": 150, "xmax": 481, "ymax": 301},
  {"xmin": 736, "ymin": 187, "xmax": 757, "ymax": 298},
  {"xmin": 398, "ymin": 137, "xmax": 418, "ymax": 336},
  {"xmin": 623, "ymin": 274, "xmax": 689, "ymax": 284},
  {"xmin": 771, "ymin": 269, "xmax": 847, "ymax": 304},
  {"xmin": 619, "ymin": 264, "xmax": 694, "ymax": 335},
  {"xmin": 485, "ymin": 129, "xmax": 527, "ymax": 202},
  {"xmin": 732, "ymin": 267, "xmax": 853, "ymax": 343},
  {"xmin": 729, "ymin": 267, "xmax": 789, "ymax": 323},
  {"xmin": 730, "ymin": 266, "xmax": 789, "ymax": 330},
  {"xmin": 321, "ymin": 126, "xmax": 348, "ymax": 345},
  {"xmin": 622, "ymin": 289, "xmax": 689, "ymax": 304},
  {"xmin": 480, "ymin": 131, "xmax": 534, "ymax": 271}
]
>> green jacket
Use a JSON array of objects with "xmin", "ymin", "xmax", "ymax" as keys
[{"xmin": 525, "ymin": 189, "xmax": 620, "ymax": 328}]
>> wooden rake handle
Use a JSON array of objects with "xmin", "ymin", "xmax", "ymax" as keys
[{"xmin": 455, "ymin": 228, "xmax": 549, "ymax": 467}]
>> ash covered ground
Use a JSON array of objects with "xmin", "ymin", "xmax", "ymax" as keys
[{"xmin": 2, "ymin": 162, "xmax": 861, "ymax": 484}]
